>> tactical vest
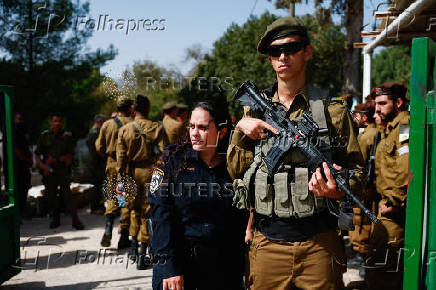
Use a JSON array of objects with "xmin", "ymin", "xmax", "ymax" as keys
[{"xmin": 234, "ymin": 85, "xmax": 332, "ymax": 219}]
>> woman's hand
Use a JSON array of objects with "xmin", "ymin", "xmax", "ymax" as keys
[
  {"xmin": 163, "ymin": 275, "xmax": 184, "ymax": 290},
  {"xmin": 245, "ymin": 229, "xmax": 253, "ymax": 245}
]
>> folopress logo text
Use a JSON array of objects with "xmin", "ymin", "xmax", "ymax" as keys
[
  {"xmin": 12, "ymin": 236, "xmax": 146, "ymax": 271},
  {"xmin": 7, "ymin": 1, "xmax": 166, "ymax": 37},
  {"xmin": 75, "ymin": 15, "xmax": 166, "ymax": 35}
]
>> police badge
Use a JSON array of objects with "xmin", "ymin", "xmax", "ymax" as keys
[{"xmin": 150, "ymin": 168, "xmax": 164, "ymax": 194}]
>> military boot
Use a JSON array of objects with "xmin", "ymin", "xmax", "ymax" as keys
[
  {"xmin": 128, "ymin": 236, "xmax": 138, "ymax": 262},
  {"xmin": 117, "ymin": 228, "xmax": 130, "ymax": 250},
  {"xmin": 71, "ymin": 207, "xmax": 84, "ymax": 230},
  {"xmin": 137, "ymin": 242, "xmax": 151, "ymax": 270},
  {"xmin": 100, "ymin": 214, "xmax": 114, "ymax": 247},
  {"xmin": 49, "ymin": 210, "xmax": 60, "ymax": 229}
]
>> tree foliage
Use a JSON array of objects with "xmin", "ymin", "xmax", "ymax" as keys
[
  {"xmin": 178, "ymin": 12, "xmax": 345, "ymax": 118},
  {"xmin": 371, "ymin": 45, "xmax": 411, "ymax": 92},
  {"xmin": 127, "ymin": 60, "xmax": 182, "ymax": 121},
  {"xmin": 0, "ymin": 0, "xmax": 116, "ymax": 139}
]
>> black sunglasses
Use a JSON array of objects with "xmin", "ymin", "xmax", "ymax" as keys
[{"xmin": 267, "ymin": 42, "xmax": 305, "ymax": 57}]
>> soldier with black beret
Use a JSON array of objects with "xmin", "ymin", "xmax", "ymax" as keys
[{"xmin": 228, "ymin": 17, "xmax": 365, "ymax": 289}]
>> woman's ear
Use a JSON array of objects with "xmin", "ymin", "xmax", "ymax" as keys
[{"xmin": 218, "ymin": 127, "xmax": 228, "ymax": 140}]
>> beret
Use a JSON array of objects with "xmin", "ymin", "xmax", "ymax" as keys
[
  {"xmin": 135, "ymin": 94, "xmax": 150, "ymax": 106},
  {"xmin": 373, "ymin": 82, "xmax": 408, "ymax": 100},
  {"xmin": 258, "ymin": 17, "xmax": 308, "ymax": 54},
  {"xmin": 117, "ymin": 95, "xmax": 133, "ymax": 106},
  {"xmin": 176, "ymin": 103, "xmax": 188, "ymax": 110},
  {"xmin": 162, "ymin": 101, "xmax": 177, "ymax": 111}
]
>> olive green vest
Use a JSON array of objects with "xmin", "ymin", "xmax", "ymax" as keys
[{"xmin": 233, "ymin": 85, "xmax": 331, "ymax": 219}]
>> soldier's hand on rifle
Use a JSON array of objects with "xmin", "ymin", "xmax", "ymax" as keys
[
  {"xmin": 236, "ymin": 117, "xmax": 279, "ymax": 140},
  {"xmin": 309, "ymin": 162, "xmax": 345, "ymax": 199}
]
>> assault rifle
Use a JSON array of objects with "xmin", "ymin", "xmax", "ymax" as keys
[
  {"xmin": 234, "ymin": 80, "xmax": 379, "ymax": 224},
  {"xmin": 367, "ymin": 130, "xmax": 381, "ymax": 188}
]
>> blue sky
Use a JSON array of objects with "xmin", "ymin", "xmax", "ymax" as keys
[{"xmin": 83, "ymin": 0, "xmax": 383, "ymax": 78}]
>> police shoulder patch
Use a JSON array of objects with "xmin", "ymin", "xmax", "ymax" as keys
[{"xmin": 150, "ymin": 168, "xmax": 164, "ymax": 194}]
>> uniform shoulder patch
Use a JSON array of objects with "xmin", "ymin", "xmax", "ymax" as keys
[
  {"xmin": 399, "ymin": 124, "xmax": 409, "ymax": 143},
  {"xmin": 150, "ymin": 168, "xmax": 164, "ymax": 194}
]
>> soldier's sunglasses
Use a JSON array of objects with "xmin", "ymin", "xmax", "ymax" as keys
[{"xmin": 267, "ymin": 42, "xmax": 305, "ymax": 57}]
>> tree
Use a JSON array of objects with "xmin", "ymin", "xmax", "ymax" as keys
[
  {"xmin": 126, "ymin": 60, "xmax": 182, "ymax": 121},
  {"xmin": 269, "ymin": 0, "xmax": 363, "ymax": 99},
  {"xmin": 371, "ymin": 45, "xmax": 411, "ymax": 93},
  {"xmin": 180, "ymin": 12, "xmax": 345, "ymax": 118},
  {"xmin": 0, "ymin": 0, "xmax": 116, "ymax": 140}
]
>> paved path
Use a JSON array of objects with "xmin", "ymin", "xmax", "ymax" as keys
[
  {"xmin": 2, "ymin": 209, "xmax": 364, "ymax": 290},
  {"xmin": 2, "ymin": 210, "xmax": 153, "ymax": 290}
]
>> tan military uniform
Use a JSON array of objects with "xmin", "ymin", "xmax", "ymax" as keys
[
  {"xmin": 117, "ymin": 116, "xmax": 167, "ymax": 243},
  {"xmin": 349, "ymin": 123, "xmax": 381, "ymax": 254},
  {"xmin": 95, "ymin": 112, "xmax": 133, "ymax": 228},
  {"xmin": 163, "ymin": 115, "xmax": 185, "ymax": 144},
  {"xmin": 366, "ymin": 111, "xmax": 409, "ymax": 290},
  {"xmin": 228, "ymin": 86, "xmax": 365, "ymax": 290}
]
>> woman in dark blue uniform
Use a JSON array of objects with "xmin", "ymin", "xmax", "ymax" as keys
[{"xmin": 149, "ymin": 101, "xmax": 245, "ymax": 290}]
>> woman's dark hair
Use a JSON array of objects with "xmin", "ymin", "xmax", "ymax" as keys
[{"xmin": 190, "ymin": 100, "xmax": 231, "ymax": 153}]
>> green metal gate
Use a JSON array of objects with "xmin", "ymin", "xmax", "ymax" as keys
[
  {"xmin": 404, "ymin": 37, "xmax": 436, "ymax": 290},
  {"xmin": 0, "ymin": 86, "xmax": 21, "ymax": 284}
]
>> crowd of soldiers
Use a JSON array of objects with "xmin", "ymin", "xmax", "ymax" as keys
[
  {"xmin": 10, "ymin": 15, "xmax": 410, "ymax": 290},
  {"xmin": 92, "ymin": 96, "xmax": 187, "ymax": 270},
  {"xmin": 348, "ymin": 82, "xmax": 409, "ymax": 289}
]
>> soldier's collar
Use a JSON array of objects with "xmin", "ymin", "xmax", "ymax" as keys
[
  {"xmin": 271, "ymin": 85, "xmax": 309, "ymax": 105},
  {"xmin": 134, "ymin": 116, "xmax": 148, "ymax": 121},
  {"xmin": 117, "ymin": 112, "xmax": 129, "ymax": 117},
  {"xmin": 388, "ymin": 111, "xmax": 409, "ymax": 131}
]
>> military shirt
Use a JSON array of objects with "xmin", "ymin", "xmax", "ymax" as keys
[
  {"xmin": 116, "ymin": 116, "xmax": 167, "ymax": 173},
  {"xmin": 358, "ymin": 123, "xmax": 381, "ymax": 164},
  {"xmin": 375, "ymin": 111, "xmax": 410, "ymax": 206},
  {"xmin": 35, "ymin": 129, "xmax": 74, "ymax": 169},
  {"xmin": 227, "ymin": 83, "xmax": 365, "ymax": 195},
  {"xmin": 87, "ymin": 127, "xmax": 105, "ymax": 169},
  {"xmin": 163, "ymin": 115, "xmax": 185, "ymax": 144},
  {"xmin": 95, "ymin": 112, "xmax": 132, "ymax": 164}
]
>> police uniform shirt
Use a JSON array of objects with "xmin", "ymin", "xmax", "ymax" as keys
[
  {"xmin": 375, "ymin": 111, "xmax": 410, "ymax": 206},
  {"xmin": 148, "ymin": 147, "xmax": 245, "ymax": 279}
]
